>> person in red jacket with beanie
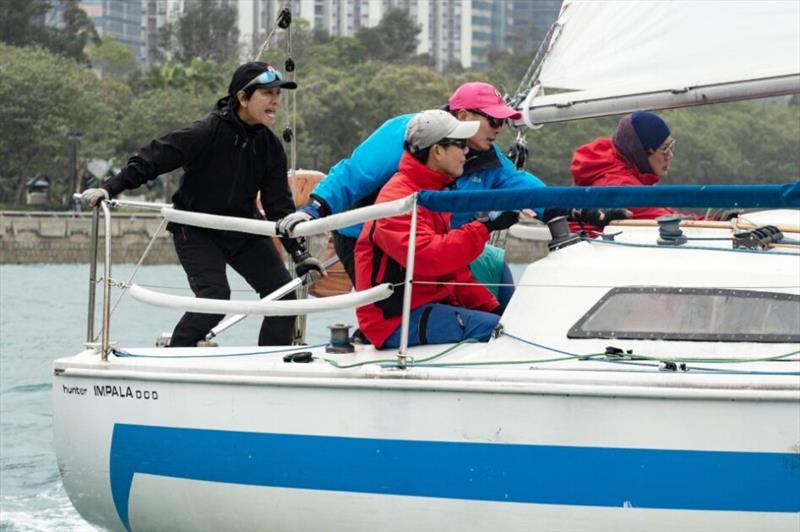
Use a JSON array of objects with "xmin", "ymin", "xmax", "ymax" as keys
[
  {"xmin": 569, "ymin": 111, "xmax": 700, "ymax": 232},
  {"xmin": 355, "ymin": 110, "xmax": 518, "ymax": 349}
]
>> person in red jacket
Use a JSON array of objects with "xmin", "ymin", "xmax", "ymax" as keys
[
  {"xmin": 570, "ymin": 111, "xmax": 699, "ymax": 231},
  {"xmin": 354, "ymin": 110, "xmax": 518, "ymax": 349}
]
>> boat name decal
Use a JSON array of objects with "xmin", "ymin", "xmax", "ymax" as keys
[{"xmin": 93, "ymin": 384, "xmax": 159, "ymax": 400}]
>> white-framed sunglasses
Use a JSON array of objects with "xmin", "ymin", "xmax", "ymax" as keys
[{"xmin": 242, "ymin": 69, "xmax": 284, "ymax": 91}]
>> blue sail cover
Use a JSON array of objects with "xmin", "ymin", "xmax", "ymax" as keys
[{"xmin": 417, "ymin": 182, "xmax": 800, "ymax": 213}]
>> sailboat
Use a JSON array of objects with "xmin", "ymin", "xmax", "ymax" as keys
[{"xmin": 53, "ymin": 2, "xmax": 800, "ymax": 531}]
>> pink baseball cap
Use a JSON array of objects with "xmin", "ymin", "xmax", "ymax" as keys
[{"xmin": 448, "ymin": 82, "xmax": 522, "ymax": 120}]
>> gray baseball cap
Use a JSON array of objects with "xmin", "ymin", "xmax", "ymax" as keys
[{"xmin": 405, "ymin": 110, "xmax": 480, "ymax": 154}]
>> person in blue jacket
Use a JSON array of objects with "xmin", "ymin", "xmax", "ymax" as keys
[{"xmin": 277, "ymin": 82, "xmax": 538, "ymax": 305}]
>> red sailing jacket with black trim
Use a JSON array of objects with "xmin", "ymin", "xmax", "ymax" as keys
[
  {"xmin": 354, "ymin": 152, "xmax": 499, "ymax": 348},
  {"xmin": 570, "ymin": 138, "xmax": 700, "ymax": 232}
]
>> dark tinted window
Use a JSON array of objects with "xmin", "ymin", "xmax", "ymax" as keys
[{"xmin": 568, "ymin": 287, "xmax": 800, "ymax": 343}]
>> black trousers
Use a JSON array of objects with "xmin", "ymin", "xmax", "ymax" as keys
[
  {"xmin": 332, "ymin": 231, "xmax": 358, "ymax": 284},
  {"xmin": 170, "ymin": 225, "xmax": 295, "ymax": 347}
]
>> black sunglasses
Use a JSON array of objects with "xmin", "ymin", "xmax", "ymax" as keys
[
  {"xmin": 468, "ymin": 109, "xmax": 505, "ymax": 129},
  {"xmin": 437, "ymin": 138, "xmax": 468, "ymax": 149}
]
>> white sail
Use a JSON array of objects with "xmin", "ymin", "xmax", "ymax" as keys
[{"xmin": 523, "ymin": 0, "xmax": 800, "ymax": 126}]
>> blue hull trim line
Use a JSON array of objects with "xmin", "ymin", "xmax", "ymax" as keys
[
  {"xmin": 417, "ymin": 182, "xmax": 800, "ymax": 212},
  {"xmin": 110, "ymin": 424, "xmax": 800, "ymax": 530}
]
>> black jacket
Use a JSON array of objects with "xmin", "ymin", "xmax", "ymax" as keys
[{"xmin": 104, "ymin": 96, "xmax": 302, "ymax": 253}]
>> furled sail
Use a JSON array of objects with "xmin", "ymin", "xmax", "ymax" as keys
[{"xmin": 522, "ymin": 0, "xmax": 800, "ymax": 126}]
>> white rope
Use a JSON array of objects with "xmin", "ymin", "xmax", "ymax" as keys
[
  {"xmin": 289, "ymin": 197, "xmax": 415, "ymax": 237},
  {"xmin": 159, "ymin": 196, "xmax": 414, "ymax": 238},
  {"xmin": 129, "ymin": 283, "xmax": 394, "ymax": 315},
  {"xmin": 161, "ymin": 207, "xmax": 277, "ymax": 235}
]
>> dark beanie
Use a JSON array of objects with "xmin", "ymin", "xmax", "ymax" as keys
[
  {"xmin": 612, "ymin": 111, "xmax": 670, "ymax": 174},
  {"xmin": 227, "ymin": 62, "xmax": 297, "ymax": 96},
  {"xmin": 631, "ymin": 111, "xmax": 670, "ymax": 151}
]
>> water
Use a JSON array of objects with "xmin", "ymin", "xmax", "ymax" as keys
[{"xmin": 0, "ymin": 263, "xmax": 358, "ymax": 531}]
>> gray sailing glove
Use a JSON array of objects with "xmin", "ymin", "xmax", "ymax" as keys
[
  {"xmin": 277, "ymin": 211, "xmax": 313, "ymax": 237},
  {"xmin": 276, "ymin": 202, "xmax": 322, "ymax": 236},
  {"xmin": 80, "ymin": 188, "xmax": 109, "ymax": 208}
]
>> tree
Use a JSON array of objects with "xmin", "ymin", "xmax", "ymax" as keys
[
  {"xmin": 0, "ymin": 44, "xmax": 116, "ymax": 205},
  {"xmin": 355, "ymin": 8, "xmax": 420, "ymax": 63},
  {"xmin": 517, "ymin": 101, "xmax": 800, "ymax": 185},
  {"xmin": 134, "ymin": 58, "xmax": 228, "ymax": 96},
  {"xmin": 86, "ymin": 35, "xmax": 139, "ymax": 82},
  {"xmin": 0, "ymin": 0, "xmax": 98, "ymax": 63},
  {"xmin": 162, "ymin": 0, "xmax": 240, "ymax": 64}
]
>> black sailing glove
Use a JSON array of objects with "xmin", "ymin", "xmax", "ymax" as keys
[
  {"xmin": 571, "ymin": 208, "xmax": 631, "ymax": 227},
  {"xmin": 543, "ymin": 208, "xmax": 631, "ymax": 227},
  {"xmin": 480, "ymin": 211, "xmax": 520, "ymax": 232},
  {"xmin": 292, "ymin": 248, "xmax": 324, "ymax": 280}
]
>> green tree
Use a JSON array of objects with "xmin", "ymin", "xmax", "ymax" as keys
[
  {"xmin": 0, "ymin": 0, "xmax": 98, "ymax": 63},
  {"xmin": 86, "ymin": 35, "xmax": 139, "ymax": 82},
  {"xmin": 355, "ymin": 8, "xmax": 420, "ymax": 63},
  {"xmin": 135, "ymin": 58, "xmax": 228, "ymax": 96},
  {"xmin": 518, "ymin": 101, "xmax": 800, "ymax": 185},
  {"xmin": 0, "ymin": 44, "xmax": 116, "ymax": 205},
  {"xmin": 161, "ymin": 0, "xmax": 240, "ymax": 64}
]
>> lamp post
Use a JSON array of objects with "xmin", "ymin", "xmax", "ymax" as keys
[
  {"xmin": 310, "ymin": 140, "xmax": 322, "ymax": 170},
  {"xmin": 68, "ymin": 130, "xmax": 83, "ymax": 207}
]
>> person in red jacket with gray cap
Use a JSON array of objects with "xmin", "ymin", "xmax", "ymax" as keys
[{"xmin": 354, "ymin": 110, "xmax": 518, "ymax": 349}]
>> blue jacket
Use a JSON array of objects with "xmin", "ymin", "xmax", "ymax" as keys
[{"xmin": 311, "ymin": 113, "xmax": 546, "ymax": 238}]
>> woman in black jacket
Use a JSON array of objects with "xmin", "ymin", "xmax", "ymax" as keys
[{"xmin": 82, "ymin": 62, "xmax": 322, "ymax": 347}]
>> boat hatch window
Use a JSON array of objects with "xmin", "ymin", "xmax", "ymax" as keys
[{"xmin": 568, "ymin": 287, "xmax": 800, "ymax": 343}]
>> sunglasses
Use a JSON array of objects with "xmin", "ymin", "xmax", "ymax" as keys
[
  {"xmin": 437, "ymin": 138, "xmax": 469, "ymax": 150},
  {"xmin": 242, "ymin": 69, "xmax": 284, "ymax": 91},
  {"xmin": 468, "ymin": 109, "xmax": 505, "ymax": 129}
]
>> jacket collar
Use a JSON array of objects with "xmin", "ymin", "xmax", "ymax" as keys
[
  {"xmin": 463, "ymin": 144, "xmax": 500, "ymax": 174},
  {"xmin": 213, "ymin": 96, "xmax": 265, "ymax": 137},
  {"xmin": 398, "ymin": 152, "xmax": 456, "ymax": 190}
]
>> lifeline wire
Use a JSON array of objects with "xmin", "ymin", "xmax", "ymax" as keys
[
  {"xmin": 114, "ymin": 344, "xmax": 327, "ymax": 359},
  {"xmin": 498, "ymin": 330, "xmax": 800, "ymax": 365},
  {"xmin": 583, "ymin": 236, "xmax": 800, "ymax": 256}
]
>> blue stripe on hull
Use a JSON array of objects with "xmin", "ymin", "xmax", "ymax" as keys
[{"xmin": 110, "ymin": 424, "xmax": 800, "ymax": 531}]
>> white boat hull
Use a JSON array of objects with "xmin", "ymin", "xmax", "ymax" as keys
[{"xmin": 53, "ymin": 355, "xmax": 800, "ymax": 531}]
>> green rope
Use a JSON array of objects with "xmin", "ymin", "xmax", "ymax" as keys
[{"xmin": 585, "ymin": 236, "xmax": 800, "ymax": 257}]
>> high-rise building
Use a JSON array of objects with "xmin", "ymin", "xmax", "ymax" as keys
[
  {"xmin": 506, "ymin": 0, "xmax": 562, "ymax": 56},
  {"xmin": 80, "ymin": 0, "xmax": 147, "ymax": 64},
  {"xmin": 470, "ymin": 0, "xmax": 509, "ymax": 69},
  {"xmin": 68, "ymin": 0, "xmax": 561, "ymax": 72}
]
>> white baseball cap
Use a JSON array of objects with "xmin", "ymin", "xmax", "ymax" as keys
[{"xmin": 404, "ymin": 110, "xmax": 480, "ymax": 153}]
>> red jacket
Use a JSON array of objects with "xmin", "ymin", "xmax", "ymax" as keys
[
  {"xmin": 571, "ymin": 138, "xmax": 698, "ymax": 230},
  {"xmin": 355, "ymin": 153, "xmax": 499, "ymax": 348}
]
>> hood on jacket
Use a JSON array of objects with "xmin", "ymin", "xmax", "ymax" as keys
[
  {"xmin": 213, "ymin": 95, "xmax": 266, "ymax": 142},
  {"xmin": 571, "ymin": 137, "xmax": 661, "ymax": 187}
]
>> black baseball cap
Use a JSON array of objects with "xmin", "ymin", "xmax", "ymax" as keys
[{"xmin": 228, "ymin": 62, "xmax": 297, "ymax": 96}]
